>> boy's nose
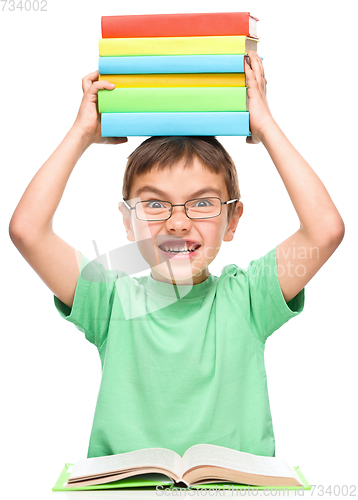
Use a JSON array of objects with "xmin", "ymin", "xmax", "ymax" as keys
[{"xmin": 165, "ymin": 205, "xmax": 192, "ymax": 230}]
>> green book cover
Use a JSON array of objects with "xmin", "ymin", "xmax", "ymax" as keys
[
  {"xmin": 52, "ymin": 463, "xmax": 311, "ymax": 492},
  {"xmin": 52, "ymin": 463, "xmax": 173, "ymax": 491},
  {"xmin": 98, "ymin": 87, "xmax": 247, "ymax": 113}
]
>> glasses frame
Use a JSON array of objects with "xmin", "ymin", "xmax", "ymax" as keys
[{"xmin": 122, "ymin": 197, "xmax": 239, "ymax": 221}]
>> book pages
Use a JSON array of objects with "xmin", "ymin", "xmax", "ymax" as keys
[
  {"xmin": 182, "ymin": 444, "xmax": 294, "ymax": 479},
  {"xmin": 70, "ymin": 448, "xmax": 181, "ymax": 480}
]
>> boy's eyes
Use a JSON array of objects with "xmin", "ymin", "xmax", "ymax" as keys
[
  {"xmin": 144, "ymin": 200, "xmax": 168, "ymax": 208},
  {"xmin": 144, "ymin": 198, "xmax": 214, "ymax": 208},
  {"xmin": 136, "ymin": 198, "xmax": 221, "ymax": 220}
]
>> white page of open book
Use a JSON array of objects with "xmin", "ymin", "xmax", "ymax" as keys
[
  {"xmin": 182, "ymin": 444, "xmax": 294, "ymax": 479},
  {"xmin": 70, "ymin": 448, "xmax": 182, "ymax": 480}
]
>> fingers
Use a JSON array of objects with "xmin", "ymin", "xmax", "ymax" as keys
[
  {"xmin": 103, "ymin": 136, "xmax": 128, "ymax": 145},
  {"xmin": 84, "ymin": 79, "xmax": 116, "ymax": 100},
  {"xmin": 82, "ymin": 70, "xmax": 99, "ymax": 93},
  {"xmin": 245, "ymin": 51, "xmax": 267, "ymax": 94},
  {"xmin": 244, "ymin": 58, "xmax": 256, "ymax": 81},
  {"xmin": 253, "ymin": 52, "xmax": 264, "ymax": 77},
  {"xmin": 246, "ymin": 136, "xmax": 261, "ymax": 145},
  {"xmin": 245, "ymin": 51, "xmax": 260, "ymax": 84},
  {"xmin": 245, "ymin": 57, "xmax": 259, "ymax": 95},
  {"xmin": 253, "ymin": 52, "xmax": 267, "ymax": 92},
  {"xmin": 248, "ymin": 51, "xmax": 263, "ymax": 83},
  {"xmin": 110, "ymin": 137, "xmax": 128, "ymax": 145}
]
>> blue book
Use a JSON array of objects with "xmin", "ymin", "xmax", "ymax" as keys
[
  {"xmin": 101, "ymin": 112, "xmax": 250, "ymax": 137},
  {"xmin": 98, "ymin": 55, "xmax": 246, "ymax": 74}
]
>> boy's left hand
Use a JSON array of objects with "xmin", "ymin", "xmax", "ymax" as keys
[{"xmin": 245, "ymin": 50, "xmax": 275, "ymax": 144}]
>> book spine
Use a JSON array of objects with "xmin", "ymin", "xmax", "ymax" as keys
[
  {"xmin": 98, "ymin": 73, "xmax": 246, "ymax": 88},
  {"xmin": 98, "ymin": 87, "xmax": 247, "ymax": 113},
  {"xmin": 98, "ymin": 55, "xmax": 246, "ymax": 74},
  {"xmin": 101, "ymin": 112, "xmax": 250, "ymax": 136},
  {"xmin": 101, "ymin": 12, "xmax": 255, "ymax": 38},
  {"xmin": 99, "ymin": 36, "xmax": 249, "ymax": 57}
]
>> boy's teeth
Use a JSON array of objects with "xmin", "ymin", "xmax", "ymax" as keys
[
  {"xmin": 159, "ymin": 241, "xmax": 200, "ymax": 253},
  {"xmin": 162, "ymin": 243, "xmax": 199, "ymax": 253}
]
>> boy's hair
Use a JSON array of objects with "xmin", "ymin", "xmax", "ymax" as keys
[{"xmin": 122, "ymin": 136, "xmax": 241, "ymax": 223}]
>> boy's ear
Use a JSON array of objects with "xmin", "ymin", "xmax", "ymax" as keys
[
  {"xmin": 118, "ymin": 202, "xmax": 136, "ymax": 242},
  {"xmin": 223, "ymin": 201, "xmax": 244, "ymax": 242}
]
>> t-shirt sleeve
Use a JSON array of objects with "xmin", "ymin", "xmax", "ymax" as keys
[
  {"xmin": 225, "ymin": 245, "xmax": 305, "ymax": 344},
  {"xmin": 53, "ymin": 251, "xmax": 118, "ymax": 348}
]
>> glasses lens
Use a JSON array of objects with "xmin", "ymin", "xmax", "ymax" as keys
[
  {"xmin": 136, "ymin": 200, "xmax": 172, "ymax": 221},
  {"xmin": 186, "ymin": 198, "xmax": 221, "ymax": 219}
]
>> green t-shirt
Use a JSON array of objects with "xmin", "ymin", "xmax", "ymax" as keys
[{"xmin": 54, "ymin": 245, "xmax": 304, "ymax": 459}]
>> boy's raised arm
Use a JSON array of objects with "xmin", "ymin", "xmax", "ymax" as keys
[
  {"xmin": 9, "ymin": 71, "xmax": 127, "ymax": 308},
  {"xmin": 244, "ymin": 52, "xmax": 345, "ymax": 303}
]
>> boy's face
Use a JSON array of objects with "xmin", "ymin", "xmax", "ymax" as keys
[{"xmin": 119, "ymin": 157, "xmax": 243, "ymax": 285}]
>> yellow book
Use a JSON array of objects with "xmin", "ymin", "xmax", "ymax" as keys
[
  {"xmin": 98, "ymin": 73, "xmax": 246, "ymax": 88},
  {"xmin": 99, "ymin": 36, "xmax": 258, "ymax": 57}
]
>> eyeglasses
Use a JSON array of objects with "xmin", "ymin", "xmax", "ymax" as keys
[{"xmin": 122, "ymin": 197, "xmax": 238, "ymax": 221}]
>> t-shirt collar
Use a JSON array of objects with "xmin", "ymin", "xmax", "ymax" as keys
[{"xmin": 146, "ymin": 271, "xmax": 217, "ymax": 299}]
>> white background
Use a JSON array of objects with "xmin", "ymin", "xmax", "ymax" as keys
[{"xmin": 1, "ymin": 0, "xmax": 357, "ymax": 498}]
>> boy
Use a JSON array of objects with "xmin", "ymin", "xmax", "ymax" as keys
[{"xmin": 9, "ymin": 51, "xmax": 344, "ymax": 460}]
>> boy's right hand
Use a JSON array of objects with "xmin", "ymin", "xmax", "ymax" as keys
[{"xmin": 73, "ymin": 70, "xmax": 128, "ymax": 145}]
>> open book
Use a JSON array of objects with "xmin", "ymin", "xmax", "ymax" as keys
[{"xmin": 65, "ymin": 444, "xmax": 303, "ymax": 488}]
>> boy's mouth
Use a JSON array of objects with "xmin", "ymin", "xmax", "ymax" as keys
[{"xmin": 157, "ymin": 239, "xmax": 201, "ymax": 255}]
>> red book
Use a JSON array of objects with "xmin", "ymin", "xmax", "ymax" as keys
[{"xmin": 101, "ymin": 12, "xmax": 259, "ymax": 39}]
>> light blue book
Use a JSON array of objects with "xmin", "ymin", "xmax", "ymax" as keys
[
  {"xmin": 101, "ymin": 112, "xmax": 250, "ymax": 137},
  {"xmin": 98, "ymin": 55, "xmax": 246, "ymax": 74}
]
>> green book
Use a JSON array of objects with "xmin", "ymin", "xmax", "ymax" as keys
[
  {"xmin": 98, "ymin": 87, "xmax": 247, "ymax": 113},
  {"xmin": 51, "ymin": 444, "xmax": 311, "ymax": 492},
  {"xmin": 52, "ymin": 464, "xmax": 173, "ymax": 491}
]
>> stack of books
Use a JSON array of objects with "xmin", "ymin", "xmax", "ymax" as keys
[{"xmin": 97, "ymin": 12, "xmax": 259, "ymax": 137}]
